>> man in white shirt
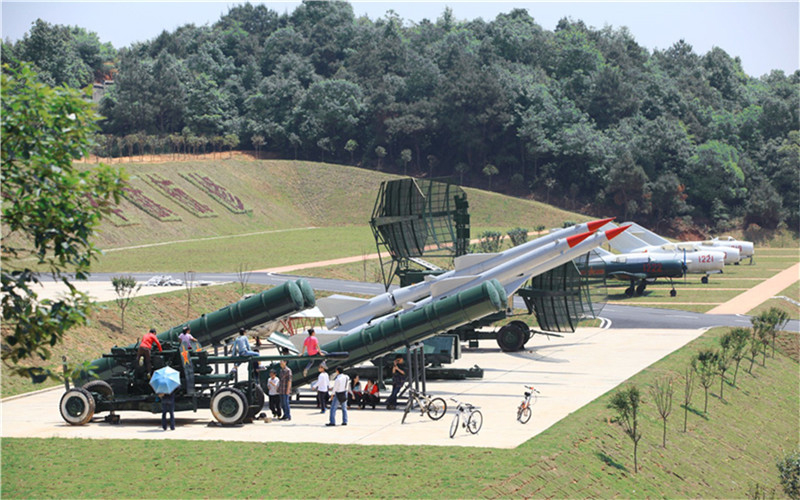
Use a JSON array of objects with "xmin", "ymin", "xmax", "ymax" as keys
[
  {"xmin": 326, "ymin": 366, "xmax": 350, "ymax": 427},
  {"xmin": 311, "ymin": 365, "xmax": 330, "ymax": 413}
]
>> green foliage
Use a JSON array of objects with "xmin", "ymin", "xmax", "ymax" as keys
[
  {"xmin": 1, "ymin": 62, "xmax": 125, "ymax": 381},
  {"xmin": 649, "ymin": 374, "xmax": 675, "ymax": 448},
  {"xmin": 608, "ymin": 385, "xmax": 643, "ymax": 472},
  {"xmin": 477, "ymin": 231, "xmax": 503, "ymax": 253},
  {"xmin": 726, "ymin": 327, "xmax": 751, "ymax": 385},
  {"xmin": 777, "ymin": 450, "xmax": 800, "ymax": 500},
  {"xmin": 111, "ymin": 275, "xmax": 140, "ymax": 335},
  {"xmin": 692, "ymin": 349, "xmax": 718, "ymax": 414},
  {"xmin": 506, "ymin": 227, "xmax": 529, "ymax": 247}
]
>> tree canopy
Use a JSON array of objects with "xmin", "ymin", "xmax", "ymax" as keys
[{"xmin": 5, "ymin": 1, "xmax": 798, "ymax": 231}]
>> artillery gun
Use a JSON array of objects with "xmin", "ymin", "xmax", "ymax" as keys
[{"xmin": 59, "ymin": 279, "xmax": 343, "ymax": 426}]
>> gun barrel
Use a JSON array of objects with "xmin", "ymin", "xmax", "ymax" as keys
[{"xmin": 82, "ymin": 279, "xmax": 315, "ymax": 383}]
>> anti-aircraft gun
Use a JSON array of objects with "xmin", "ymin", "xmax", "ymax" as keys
[{"xmin": 59, "ymin": 279, "xmax": 346, "ymax": 426}]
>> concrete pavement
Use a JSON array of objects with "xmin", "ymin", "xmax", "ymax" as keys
[{"xmin": 1, "ymin": 327, "xmax": 707, "ymax": 448}]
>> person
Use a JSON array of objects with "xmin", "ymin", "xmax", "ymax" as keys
[
  {"xmin": 267, "ymin": 369, "xmax": 282, "ymax": 419},
  {"xmin": 278, "ymin": 359, "xmax": 292, "ymax": 421},
  {"xmin": 348, "ymin": 374, "xmax": 363, "ymax": 408},
  {"xmin": 301, "ymin": 328, "xmax": 327, "ymax": 377},
  {"xmin": 160, "ymin": 392, "xmax": 175, "ymax": 431},
  {"xmin": 385, "ymin": 355, "xmax": 406, "ymax": 410},
  {"xmin": 311, "ymin": 364, "xmax": 330, "ymax": 413},
  {"xmin": 136, "ymin": 328, "xmax": 163, "ymax": 376},
  {"xmin": 327, "ymin": 366, "xmax": 349, "ymax": 426},
  {"xmin": 178, "ymin": 325, "xmax": 197, "ymax": 349},
  {"xmin": 361, "ymin": 378, "xmax": 380, "ymax": 409},
  {"xmin": 230, "ymin": 328, "xmax": 259, "ymax": 358}
]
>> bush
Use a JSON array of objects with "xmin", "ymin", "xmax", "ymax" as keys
[{"xmin": 777, "ymin": 450, "xmax": 800, "ymax": 500}]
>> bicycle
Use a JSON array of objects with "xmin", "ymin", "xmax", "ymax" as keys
[
  {"xmin": 449, "ymin": 398, "xmax": 482, "ymax": 438},
  {"xmin": 401, "ymin": 386, "xmax": 447, "ymax": 424},
  {"xmin": 517, "ymin": 385, "xmax": 539, "ymax": 424}
]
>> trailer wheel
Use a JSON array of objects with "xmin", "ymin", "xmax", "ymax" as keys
[
  {"xmin": 497, "ymin": 323, "xmax": 525, "ymax": 352},
  {"xmin": 83, "ymin": 380, "xmax": 114, "ymax": 400},
  {"xmin": 59, "ymin": 387, "xmax": 96, "ymax": 425},
  {"xmin": 210, "ymin": 387, "xmax": 247, "ymax": 425},
  {"xmin": 509, "ymin": 320, "xmax": 531, "ymax": 345},
  {"xmin": 246, "ymin": 385, "xmax": 266, "ymax": 421}
]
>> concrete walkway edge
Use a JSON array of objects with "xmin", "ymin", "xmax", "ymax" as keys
[{"xmin": 706, "ymin": 262, "xmax": 799, "ymax": 315}]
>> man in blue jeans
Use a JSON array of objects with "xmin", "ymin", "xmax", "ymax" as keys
[
  {"xmin": 326, "ymin": 366, "xmax": 349, "ymax": 427},
  {"xmin": 278, "ymin": 359, "xmax": 292, "ymax": 421}
]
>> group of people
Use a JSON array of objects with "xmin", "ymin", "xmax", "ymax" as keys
[{"xmin": 137, "ymin": 325, "xmax": 410, "ymax": 430}]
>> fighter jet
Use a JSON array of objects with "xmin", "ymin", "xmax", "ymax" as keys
[
  {"xmin": 623, "ymin": 221, "xmax": 745, "ymax": 265},
  {"xmin": 579, "ymin": 247, "xmax": 685, "ymax": 297},
  {"xmin": 603, "ymin": 223, "xmax": 725, "ymax": 283}
]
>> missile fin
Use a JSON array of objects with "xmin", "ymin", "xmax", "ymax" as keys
[
  {"xmin": 454, "ymin": 253, "xmax": 499, "ymax": 271},
  {"xmin": 316, "ymin": 295, "xmax": 370, "ymax": 318},
  {"xmin": 586, "ymin": 217, "xmax": 616, "ymax": 232},
  {"xmin": 429, "ymin": 276, "xmax": 479, "ymax": 298}
]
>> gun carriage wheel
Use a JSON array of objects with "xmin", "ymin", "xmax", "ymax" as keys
[
  {"xmin": 59, "ymin": 387, "xmax": 96, "ymax": 425},
  {"xmin": 496, "ymin": 323, "xmax": 526, "ymax": 352},
  {"xmin": 210, "ymin": 387, "xmax": 248, "ymax": 425},
  {"xmin": 245, "ymin": 384, "xmax": 266, "ymax": 421}
]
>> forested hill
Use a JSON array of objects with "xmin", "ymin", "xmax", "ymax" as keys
[{"xmin": 3, "ymin": 2, "xmax": 798, "ymax": 233}]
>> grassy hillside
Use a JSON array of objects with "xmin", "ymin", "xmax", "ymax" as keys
[
  {"xmin": 3, "ymin": 326, "xmax": 797, "ymax": 498},
  {"xmin": 65, "ymin": 159, "xmax": 587, "ymax": 272}
]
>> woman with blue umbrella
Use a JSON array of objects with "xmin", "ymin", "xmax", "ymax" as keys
[{"xmin": 150, "ymin": 366, "xmax": 181, "ymax": 431}]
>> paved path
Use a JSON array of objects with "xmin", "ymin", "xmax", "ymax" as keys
[
  {"xmin": 707, "ymin": 263, "xmax": 799, "ymax": 315},
  {"xmin": 1, "ymin": 328, "xmax": 706, "ymax": 449}
]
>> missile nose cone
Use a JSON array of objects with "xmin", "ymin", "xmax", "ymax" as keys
[
  {"xmin": 605, "ymin": 224, "xmax": 631, "ymax": 241},
  {"xmin": 567, "ymin": 230, "xmax": 595, "ymax": 248},
  {"xmin": 585, "ymin": 217, "xmax": 616, "ymax": 232}
]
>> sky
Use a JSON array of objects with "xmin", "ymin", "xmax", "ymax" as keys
[{"xmin": 1, "ymin": 1, "xmax": 798, "ymax": 78}]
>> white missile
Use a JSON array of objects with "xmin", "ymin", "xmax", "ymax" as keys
[{"xmin": 319, "ymin": 218, "xmax": 622, "ymax": 331}]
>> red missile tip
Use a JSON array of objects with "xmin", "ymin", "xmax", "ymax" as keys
[
  {"xmin": 605, "ymin": 224, "xmax": 631, "ymax": 241},
  {"xmin": 567, "ymin": 230, "xmax": 595, "ymax": 248},
  {"xmin": 585, "ymin": 217, "xmax": 616, "ymax": 232}
]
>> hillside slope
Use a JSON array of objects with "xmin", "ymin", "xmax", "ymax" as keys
[{"xmin": 90, "ymin": 159, "xmax": 589, "ymax": 249}]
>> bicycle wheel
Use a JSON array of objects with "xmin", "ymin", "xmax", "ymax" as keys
[
  {"xmin": 449, "ymin": 414, "xmax": 459, "ymax": 438},
  {"xmin": 426, "ymin": 397, "xmax": 447, "ymax": 421},
  {"xmin": 467, "ymin": 410, "xmax": 483, "ymax": 434},
  {"xmin": 401, "ymin": 398, "xmax": 414, "ymax": 424},
  {"xmin": 519, "ymin": 406, "xmax": 532, "ymax": 424},
  {"xmin": 516, "ymin": 405, "xmax": 524, "ymax": 423}
]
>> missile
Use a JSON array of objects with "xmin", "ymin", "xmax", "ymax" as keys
[
  {"xmin": 286, "ymin": 279, "xmax": 509, "ymax": 386},
  {"xmin": 320, "ymin": 219, "xmax": 623, "ymax": 332}
]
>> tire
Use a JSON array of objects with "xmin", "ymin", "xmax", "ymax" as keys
[
  {"xmin": 59, "ymin": 387, "xmax": 96, "ymax": 425},
  {"xmin": 82, "ymin": 380, "xmax": 114, "ymax": 399},
  {"xmin": 246, "ymin": 385, "xmax": 266, "ymax": 421},
  {"xmin": 426, "ymin": 397, "xmax": 447, "ymax": 421},
  {"xmin": 701, "ymin": 276, "xmax": 709, "ymax": 284},
  {"xmin": 509, "ymin": 320, "xmax": 531, "ymax": 346},
  {"xmin": 449, "ymin": 414, "xmax": 459, "ymax": 438},
  {"xmin": 635, "ymin": 283, "xmax": 646, "ymax": 296},
  {"xmin": 401, "ymin": 399, "xmax": 413, "ymax": 424},
  {"xmin": 624, "ymin": 286, "xmax": 635, "ymax": 297},
  {"xmin": 519, "ymin": 407, "xmax": 532, "ymax": 424},
  {"xmin": 496, "ymin": 323, "xmax": 525, "ymax": 352},
  {"xmin": 670, "ymin": 289, "xmax": 677, "ymax": 297},
  {"xmin": 467, "ymin": 410, "xmax": 483, "ymax": 434},
  {"xmin": 210, "ymin": 387, "xmax": 248, "ymax": 425}
]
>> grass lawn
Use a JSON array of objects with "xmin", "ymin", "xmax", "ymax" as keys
[{"xmin": 3, "ymin": 327, "xmax": 797, "ymax": 499}]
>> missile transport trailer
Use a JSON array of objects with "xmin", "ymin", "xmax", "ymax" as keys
[{"xmin": 60, "ymin": 280, "xmax": 327, "ymax": 426}]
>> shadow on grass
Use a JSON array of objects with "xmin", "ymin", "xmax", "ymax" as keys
[
  {"xmin": 596, "ymin": 451, "xmax": 628, "ymax": 472},
  {"xmin": 680, "ymin": 404, "xmax": 709, "ymax": 420}
]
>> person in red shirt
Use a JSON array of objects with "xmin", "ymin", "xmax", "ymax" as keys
[
  {"xmin": 136, "ymin": 328, "xmax": 163, "ymax": 376},
  {"xmin": 301, "ymin": 328, "xmax": 327, "ymax": 377}
]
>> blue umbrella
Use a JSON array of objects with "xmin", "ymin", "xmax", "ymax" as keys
[{"xmin": 150, "ymin": 366, "xmax": 181, "ymax": 394}]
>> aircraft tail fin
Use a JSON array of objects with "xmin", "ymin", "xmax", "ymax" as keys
[
  {"xmin": 605, "ymin": 223, "xmax": 649, "ymax": 253},
  {"xmin": 623, "ymin": 221, "xmax": 670, "ymax": 246}
]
